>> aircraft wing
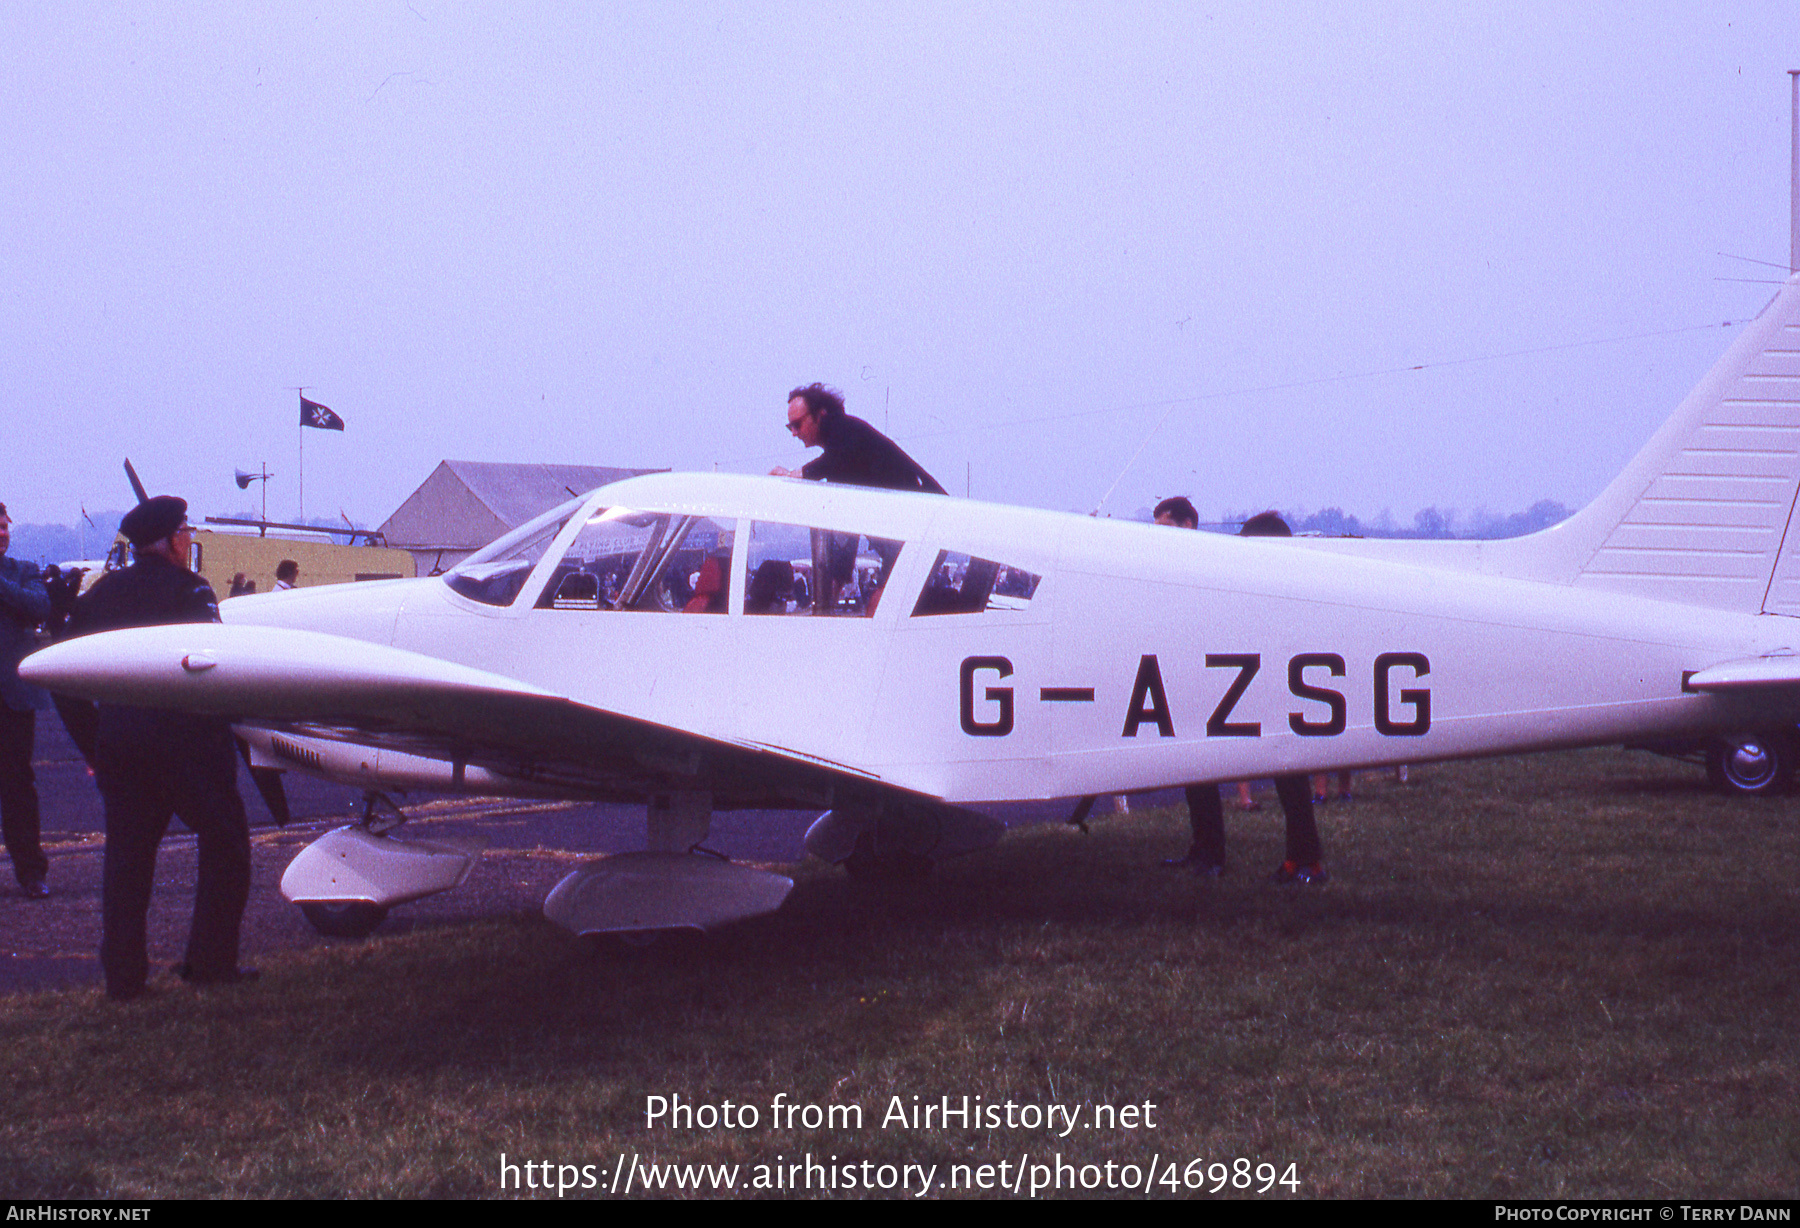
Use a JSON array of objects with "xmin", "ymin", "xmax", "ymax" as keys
[{"xmin": 19, "ymin": 624, "xmax": 859, "ymax": 806}]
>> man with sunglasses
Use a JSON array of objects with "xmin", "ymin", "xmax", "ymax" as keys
[
  {"xmin": 70, "ymin": 496, "xmax": 254, "ymax": 1001},
  {"xmin": 772, "ymin": 382, "xmax": 947, "ymax": 495}
]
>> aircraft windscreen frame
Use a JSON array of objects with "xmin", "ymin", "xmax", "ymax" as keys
[{"xmin": 443, "ymin": 490, "xmax": 590, "ymax": 608}]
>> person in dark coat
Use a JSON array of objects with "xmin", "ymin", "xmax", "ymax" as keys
[
  {"xmin": 772, "ymin": 382, "xmax": 947, "ymax": 494},
  {"xmin": 69, "ymin": 496, "xmax": 256, "ymax": 1000},
  {"xmin": 0, "ymin": 502, "xmax": 52, "ymax": 898},
  {"xmin": 1233, "ymin": 511, "xmax": 1326, "ymax": 881},
  {"xmin": 1155, "ymin": 501, "xmax": 1327, "ymax": 884}
]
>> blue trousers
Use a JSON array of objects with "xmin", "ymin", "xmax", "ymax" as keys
[
  {"xmin": 1184, "ymin": 774, "xmax": 1322, "ymax": 867},
  {"xmin": 95, "ymin": 737, "xmax": 249, "ymax": 998}
]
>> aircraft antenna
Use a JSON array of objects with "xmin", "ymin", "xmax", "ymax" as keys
[{"xmin": 1091, "ymin": 399, "xmax": 1184, "ymax": 517}]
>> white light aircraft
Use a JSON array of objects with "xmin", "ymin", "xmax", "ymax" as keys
[{"xmin": 26, "ymin": 274, "xmax": 1800, "ymax": 940}]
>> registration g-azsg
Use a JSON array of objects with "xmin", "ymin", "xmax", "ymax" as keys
[{"xmin": 958, "ymin": 651, "xmax": 1432, "ymax": 739}]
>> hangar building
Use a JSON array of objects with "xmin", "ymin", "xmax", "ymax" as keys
[{"xmin": 379, "ymin": 460, "xmax": 664, "ymax": 576}]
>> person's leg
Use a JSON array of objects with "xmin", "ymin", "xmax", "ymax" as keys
[
  {"xmin": 1177, "ymin": 783, "xmax": 1226, "ymax": 870},
  {"xmin": 1273, "ymin": 774, "xmax": 1324, "ymax": 874},
  {"xmin": 0, "ymin": 707, "xmax": 46, "ymax": 888},
  {"xmin": 97, "ymin": 753, "xmax": 174, "ymax": 999},
  {"xmin": 173, "ymin": 749, "xmax": 252, "ymax": 981}
]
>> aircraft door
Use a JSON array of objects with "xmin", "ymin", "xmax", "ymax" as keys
[
  {"xmin": 514, "ymin": 510, "xmax": 740, "ymax": 740},
  {"xmin": 734, "ymin": 520, "xmax": 904, "ymax": 772}
]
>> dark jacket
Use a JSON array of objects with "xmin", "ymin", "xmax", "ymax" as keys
[
  {"xmin": 0, "ymin": 555, "xmax": 50, "ymax": 713},
  {"xmin": 70, "ymin": 553, "xmax": 232, "ymax": 760},
  {"xmin": 801, "ymin": 414, "xmax": 947, "ymax": 494}
]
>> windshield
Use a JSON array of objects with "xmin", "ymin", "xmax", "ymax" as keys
[{"xmin": 443, "ymin": 490, "xmax": 589, "ymax": 607}]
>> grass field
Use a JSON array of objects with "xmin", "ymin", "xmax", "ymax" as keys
[{"xmin": 2, "ymin": 747, "xmax": 1796, "ymax": 1199}]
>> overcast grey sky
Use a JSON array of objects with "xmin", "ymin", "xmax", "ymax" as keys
[{"xmin": 3, "ymin": 3, "xmax": 1795, "ymax": 531}]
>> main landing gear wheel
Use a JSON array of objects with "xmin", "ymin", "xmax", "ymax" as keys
[
  {"xmin": 584, "ymin": 930, "xmax": 668, "ymax": 959},
  {"xmin": 842, "ymin": 832, "xmax": 934, "ymax": 882},
  {"xmin": 1705, "ymin": 732, "xmax": 1794, "ymax": 796},
  {"xmin": 299, "ymin": 901, "xmax": 390, "ymax": 938}
]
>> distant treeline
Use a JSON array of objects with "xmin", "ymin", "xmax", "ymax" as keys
[
  {"xmin": 1182, "ymin": 499, "xmax": 1574, "ymax": 539},
  {"xmin": 8, "ymin": 511, "xmax": 129, "ymax": 565},
  {"xmin": 1273, "ymin": 500, "xmax": 1571, "ymax": 540}
]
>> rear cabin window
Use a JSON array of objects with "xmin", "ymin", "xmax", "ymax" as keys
[
  {"xmin": 912, "ymin": 550, "xmax": 1041, "ymax": 616},
  {"xmin": 744, "ymin": 521, "xmax": 903, "ymax": 617}
]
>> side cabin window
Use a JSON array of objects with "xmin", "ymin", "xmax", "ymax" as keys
[
  {"xmin": 534, "ymin": 508, "xmax": 736, "ymax": 613},
  {"xmin": 912, "ymin": 550, "xmax": 1041, "ymax": 616},
  {"xmin": 744, "ymin": 520, "xmax": 903, "ymax": 617}
]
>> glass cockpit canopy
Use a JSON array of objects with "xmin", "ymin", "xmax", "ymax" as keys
[{"xmin": 442, "ymin": 490, "xmax": 590, "ymax": 607}]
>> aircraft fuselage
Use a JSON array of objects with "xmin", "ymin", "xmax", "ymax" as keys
[{"xmin": 222, "ymin": 473, "xmax": 1799, "ymax": 805}]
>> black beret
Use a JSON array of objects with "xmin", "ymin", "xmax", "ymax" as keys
[{"xmin": 120, "ymin": 496, "xmax": 188, "ymax": 547}]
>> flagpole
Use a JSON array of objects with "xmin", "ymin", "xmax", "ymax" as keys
[{"xmin": 290, "ymin": 386, "xmax": 309, "ymax": 522}]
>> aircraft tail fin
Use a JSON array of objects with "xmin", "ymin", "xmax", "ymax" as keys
[{"xmin": 1512, "ymin": 272, "xmax": 1800, "ymax": 615}]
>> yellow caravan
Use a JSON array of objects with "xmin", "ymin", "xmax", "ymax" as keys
[
  {"xmin": 191, "ymin": 521, "xmax": 413, "ymax": 596},
  {"xmin": 78, "ymin": 521, "xmax": 413, "ymax": 596}
]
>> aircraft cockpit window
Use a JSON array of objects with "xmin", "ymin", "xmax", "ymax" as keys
[
  {"xmin": 442, "ymin": 497, "xmax": 582, "ymax": 608},
  {"xmin": 744, "ymin": 521, "xmax": 902, "ymax": 616},
  {"xmin": 535, "ymin": 509, "xmax": 736, "ymax": 613},
  {"xmin": 912, "ymin": 550, "xmax": 1041, "ymax": 616}
]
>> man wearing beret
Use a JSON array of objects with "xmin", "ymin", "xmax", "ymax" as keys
[
  {"xmin": 70, "ymin": 496, "xmax": 255, "ymax": 1001},
  {"xmin": 0, "ymin": 501, "xmax": 52, "ymax": 899}
]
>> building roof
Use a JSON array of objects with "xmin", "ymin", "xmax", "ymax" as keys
[{"xmin": 379, "ymin": 460, "xmax": 664, "ymax": 551}]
